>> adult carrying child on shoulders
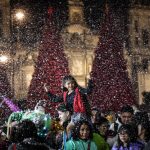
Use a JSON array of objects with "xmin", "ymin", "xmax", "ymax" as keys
[{"xmin": 44, "ymin": 75, "xmax": 93, "ymax": 133}]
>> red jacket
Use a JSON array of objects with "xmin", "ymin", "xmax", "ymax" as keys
[{"xmin": 63, "ymin": 87, "xmax": 86, "ymax": 113}]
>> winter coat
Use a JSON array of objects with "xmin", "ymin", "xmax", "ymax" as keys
[
  {"xmin": 63, "ymin": 87, "xmax": 85, "ymax": 113},
  {"xmin": 48, "ymin": 80, "xmax": 93, "ymax": 116},
  {"xmin": 66, "ymin": 139, "xmax": 97, "ymax": 150},
  {"xmin": 92, "ymin": 133, "xmax": 110, "ymax": 150},
  {"xmin": 112, "ymin": 141, "xmax": 145, "ymax": 150}
]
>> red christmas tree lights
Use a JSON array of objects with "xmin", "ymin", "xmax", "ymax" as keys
[
  {"xmin": 90, "ymin": 7, "xmax": 136, "ymax": 111},
  {"xmin": 27, "ymin": 8, "xmax": 69, "ymax": 113}
]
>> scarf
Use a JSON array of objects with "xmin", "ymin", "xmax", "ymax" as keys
[{"xmin": 63, "ymin": 88, "xmax": 86, "ymax": 113}]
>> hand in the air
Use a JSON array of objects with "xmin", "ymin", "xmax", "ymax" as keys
[{"xmin": 44, "ymin": 83, "xmax": 50, "ymax": 92}]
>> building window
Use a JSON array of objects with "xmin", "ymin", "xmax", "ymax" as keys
[
  {"xmin": 72, "ymin": 12, "xmax": 81, "ymax": 23},
  {"xmin": 134, "ymin": 20, "xmax": 139, "ymax": 33},
  {"xmin": 142, "ymin": 29, "xmax": 149, "ymax": 48},
  {"xmin": 142, "ymin": 58, "xmax": 149, "ymax": 72}
]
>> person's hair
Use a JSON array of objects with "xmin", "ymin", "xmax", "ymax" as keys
[
  {"xmin": 96, "ymin": 116, "xmax": 109, "ymax": 126},
  {"xmin": 141, "ymin": 121, "xmax": 150, "ymax": 142},
  {"xmin": 118, "ymin": 124, "xmax": 132, "ymax": 136},
  {"xmin": 62, "ymin": 75, "xmax": 78, "ymax": 91},
  {"xmin": 134, "ymin": 113, "xmax": 150, "ymax": 143},
  {"xmin": 15, "ymin": 139, "xmax": 50, "ymax": 150},
  {"xmin": 10, "ymin": 119, "xmax": 37, "ymax": 142},
  {"xmin": 116, "ymin": 124, "xmax": 133, "ymax": 148},
  {"xmin": 134, "ymin": 111, "xmax": 149, "ymax": 125},
  {"xmin": 121, "ymin": 105, "xmax": 134, "ymax": 114},
  {"xmin": 91, "ymin": 107, "xmax": 99, "ymax": 112},
  {"xmin": 72, "ymin": 120, "xmax": 93, "ymax": 140},
  {"xmin": 91, "ymin": 107, "xmax": 101, "ymax": 120}
]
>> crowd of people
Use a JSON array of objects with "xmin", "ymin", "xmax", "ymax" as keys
[{"xmin": 0, "ymin": 75, "xmax": 150, "ymax": 150}]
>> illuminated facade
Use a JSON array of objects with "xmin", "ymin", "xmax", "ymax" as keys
[
  {"xmin": 126, "ymin": 4, "xmax": 150, "ymax": 103},
  {"xmin": 61, "ymin": 0, "xmax": 99, "ymax": 86},
  {"xmin": 0, "ymin": 0, "xmax": 150, "ymax": 104}
]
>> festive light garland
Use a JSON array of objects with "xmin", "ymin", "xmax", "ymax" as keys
[{"xmin": 0, "ymin": 96, "xmax": 20, "ymax": 112}]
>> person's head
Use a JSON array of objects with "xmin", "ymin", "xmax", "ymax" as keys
[
  {"xmin": 137, "ymin": 117, "xmax": 150, "ymax": 142},
  {"xmin": 62, "ymin": 75, "xmax": 78, "ymax": 92},
  {"xmin": 34, "ymin": 100, "xmax": 47, "ymax": 113},
  {"xmin": 72, "ymin": 120, "xmax": 93, "ymax": 140},
  {"xmin": 96, "ymin": 117, "xmax": 109, "ymax": 136},
  {"xmin": 132, "ymin": 105, "xmax": 140, "ymax": 114},
  {"xmin": 15, "ymin": 138, "xmax": 50, "ymax": 150},
  {"xmin": 91, "ymin": 107, "xmax": 101, "ymax": 124},
  {"xmin": 10, "ymin": 119, "xmax": 37, "ymax": 142},
  {"xmin": 57, "ymin": 103, "xmax": 72, "ymax": 125},
  {"xmin": 118, "ymin": 124, "xmax": 133, "ymax": 145},
  {"xmin": 120, "ymin": 105, "xmax": 134, "ymax": 124}
]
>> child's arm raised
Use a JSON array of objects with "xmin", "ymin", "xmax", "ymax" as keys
[
  {"xmin": 79, "ymin": 76, "xmax": 94, "ymax": 94},
  {"xmin": 44, "ymin": 83, "xmax": 63, "ymax": 103}
]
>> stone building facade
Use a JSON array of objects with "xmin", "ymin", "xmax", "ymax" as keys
[
  {"xmin": 0, "ymin": 0, "xmax": 150, "ymax": 104},
  {"xmin": 124, "ymin": 4, "xmax": 150, "ymax": 104}
]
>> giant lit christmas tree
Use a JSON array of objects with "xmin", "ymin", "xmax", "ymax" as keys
[
  {"xmin": 27, "ymin": 8, "xmax": 69, "ymax": 112},
  {"xmin": 90, "ymin": 6, "xmax": 135, "ymax": 111}
]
